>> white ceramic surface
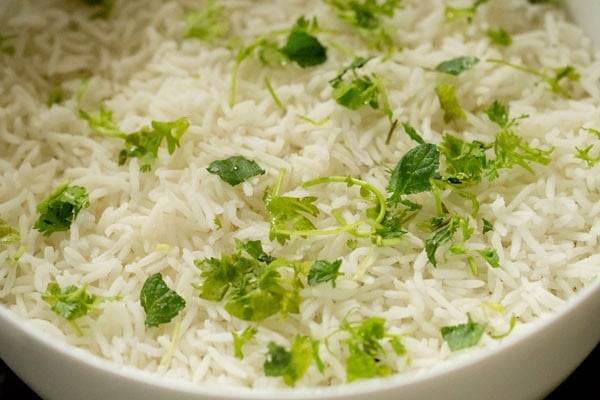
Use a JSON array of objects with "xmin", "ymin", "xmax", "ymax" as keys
[{"xmin": 1, "ymin": 1, "xmax": 599, "ymax": 399}]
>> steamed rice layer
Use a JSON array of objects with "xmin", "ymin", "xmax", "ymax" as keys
[{"xmin": 0, "ymin": 0, "xmax": 599, "ymax": 388}]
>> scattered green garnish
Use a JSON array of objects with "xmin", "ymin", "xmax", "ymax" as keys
[
  {"xmin": 184, "ymin": 0, "xmax": 229, "ymax": 43},
  {"xmin": 233, "ymin": 326, "xmax": 257, "ymax": 359},
  {"xmin": 575, "ymin": 128, "xmax": 600, "ymax": 168},
  {"xmin": 482, "ymin": 218, "xmax": 494, "ymax": 233},
  {"xmin": 140, "ymin": 273, "xmax": 186, "ymax": 328},
  {"xmin": 487, "ymin": 28, "xmax": 512, "ymax": 46},
  {"xmin": 440, "ymin": 313, "xmax": 486, "ymax": 351},
  {"xmin": 387, "ymin": 142, "xmax": 440, "ymax": 203},
  {"xmin": 0, "ymin": 34, "xmax": 17, "ymax": 55},
  {"xmin": 434, "ymin": 56, "xmax": 479, "ymax": 76},
  {"xmin": 0, "ymin": 218, "xmax": 20, "ymax": 245},
  {"xmin": 264, "ymin": 335, "xmax": 315, "ymax": 386},
  {"xmin": 325, "ymin": 0, "xmax": 403, "ymax": 52},
  {"xmin": 207, "ymin": 156, "xmax": 266, "ymax": 186},
  {"xmin": 33, "ymin": 181, "xmax": 90, "ymax": 236},
  {"xmin": 435, "ymin": 82, "xmax": 466, "ymax": 123},
  {"xmin": 47, "ymin": 85, "xmax": 64, "ymax": 106},
  {"xmin": 445, "ymin": 0, "xmax": 488, "ymax": 23},
  {"xmin": 338, "ymin": 316, "xmax": 405, "ymax": 382},
  {"xmin": 42, "ymin": 282, "xmax": 114, "ymax": 336},
  {"xmin": 307, "ymin": 259, "xmax": 343, "ymax": 287},
  {"xmin": 80, "ymin": 105, "xmax": 189, "ymax": 172},
  {"xmin": 487, "ymin": 59, "xmax": 580, "ymax": 98}
]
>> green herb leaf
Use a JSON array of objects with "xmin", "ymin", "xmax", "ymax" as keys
[
  {"xmin": 42, "ymin": 282, "xmax": 100, "ymax": 321},
  {"xmin": 387, "ymin": 143, "xmax": 440, "ymax": 203},
  {"xmin": 81, "ymin": 106, "xmax": 189, "ymax": 172},
  {"xmin": 401, "ymin": 122, "xmax": 425, "ymax": 144},
  {"xmin": 0, "ymin": 218, "xmax": 20, "ymax": 245},
  {"xmin": 281, "ymin": 30, "xmax": 327, "ymax": 68},
  {"xmin": 486, "ymin": 27, "xmax": 512, "ymax": 46},
  {"xmin": 264, "ymin": 336, "xmax": 315, "ymax": 386},
  {"xmin": 477, "ymin": 248, "xmax": 500, "ymax": 268},
  {"xmin": 264, "ymin": 188, "xmax": 319, "ymax": 244},
  {"xmin": 233, "ymin": 326, "xmax": 257, "ymax": 359},
  {"xmin": 575, "ymin": 128, "xmax": 600, "ymax": 167},
  {"xmin": 207, "ymin": 156, "xmax": 266, "ymax": 186},
  {"xmin": 439, "ymin": 134, "xmax": 488, "ymax": 185},
  {"xmin": 34, "ymin": 182, "xmax": 90, "ymax": 236},
  {"xmin": 487, "ymin": 131, "xmax": 553, "ymax": 180},
  {"xmin": 441, "ymin": 313, "xmax": 486, "ymax": 351},
  {"xmin": 82, "ymin": 0, "xmax": 114, "ymax": 19},
  {"xmin": 184, "ymin": 0, "xmax": 229, "ymax": 43},
  {"xmin": 0, "ymin": 34, "xmax": 17, "ymax": 55},
  {"xmin": 435, "ymin": 82, "xmax": 466, "ymax": 123},
  {"xmin": 445, "ymin": 0, "xmax": 488, "ymax": 23},
  {"xmin": 307, "ymin": 259, "xmax": 342, "ymax": 287},
  {"xmin": 425, "ymin": 216, "xmax": 461, "ymax": 266},
  {"xmin": 435, "ymin": 56, "xmax": 479, "ymax": 76},
  {"xmin": 140, "ymin": 273, "xmax": 186, "ymax": 328},
  {"xmin": 482, "ymin": 218, "xmax": 494, "ymax": 233}
]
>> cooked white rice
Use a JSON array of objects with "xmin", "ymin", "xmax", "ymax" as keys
[{"xmin": 0, "ymin": 0, "xmax": 599, "ymax": 389}]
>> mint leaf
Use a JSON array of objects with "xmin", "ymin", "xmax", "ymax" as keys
[
  {"xmin": 387, "ymin": 143, "xmax": 440, "ymax": 203},
  {"xmin": 140, "ymin": 273, "xmax": 186, "ymax": 327}
]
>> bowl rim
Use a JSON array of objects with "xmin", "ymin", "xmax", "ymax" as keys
[{"xmin": 1, "ymin": 277, "xmax": 598, "ymax": 399}]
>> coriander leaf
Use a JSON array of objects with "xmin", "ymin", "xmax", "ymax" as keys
[
  {"xmin": 575, "ymin": 128, "xmax": 600, "ymax": 167},
  {"xmin": 41, "ymin": 282, "xmax": 115, "ymax": 335},
  {"xmin": 477, "ymin": 248, "xmax": 500, "ymax": 268},
  {"xmin": 435, "ymin": 56, "xmax": 479, "ymax": 76},
  {"xmin": 487, "ymin": 27, "xmax": 512, "ymax": 46},
  {"xmin": 307, "ymin": 259, "xmax": 342, "ymax": 287},
  {"xmin": 233, "ymin": 326, "xmax": 257, "ymax": 359},
  {"xmin": 184, "ymin": 0, "xmax": 229, "ymax": 43},
  {"xmin": 194, "ymin": 255, "xmax": 244, "ymax": 301},
  {"xmin": 281, "ymin": 30, "xmax": 327, "ymax": 68},
  {"xmin": 264, "ymin": 188, "xmax": 319, "ymax": 245},
  {"xmin": 264, "ymin": 336, "xmax": 315, "ymax": 386},
  {"xmin": 325, "ymin": 0, "xmax": 403, "ymax": 51},
  {"xmin": 81, "ymin": 106, "xmax": 189, "ymax": 172},
  {"xmin": 34, "ymin": 182, "xmax": 90, "ymax": 236},
  {"xmin": 387, "ymin": 143, "xmax": 439, "ymax": 203},
  {"xmin": 0, "ymin": 218, "xmax": 19, "ymax": 245},
  {"xmin": 207, "ymin": 156, "xmax": 266, "ymax": 186},
  {"xmin": 140, "ymin": 273, "xmax": 186, "ymax": 327},
  {"xmin": 445, "ymin": 0, "xmax": 488, "ymax": 23},
  {"xmin": 425, "ymin": 216, "xmax": 461, "ymax": 266},
  {"xmin": 235, "ymin": 239, "xmax": 273, "ymax": 264},
  {"xmin": 332, "ymin": 73, "xmax": 381, "ymax": 110},
  {"xmin": 441, "ymin": 313, "xmax": 486, "ymax": 351},
  {"xmin": 435, "ymin": 82, "xmax": 466, "ymax": 123},
  {"xmin": 485, "ymin": 100, "xmax": 528, "ymax": 130},
  {"xmin": 482, "ymin": 218, "xmax": 494, "ymax": 233},
  {"xmin": 487, "ymin": 131, "xmax": 553, "ymax": 179},
  {"xmin": 439, "ymin": 134, "xmax": 488, "ymax": 185},
  {"xmin": 341, "ymin": 316, "xmax": 402, "ymax": 382}
]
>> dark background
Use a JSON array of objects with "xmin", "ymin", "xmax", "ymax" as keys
[{"xmin": 0, "ymin": 343, "xmax": 597, "ymax": 400}]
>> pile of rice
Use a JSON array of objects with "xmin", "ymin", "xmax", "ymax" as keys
[{"xmin": 0, "ymin": 0, "xmax": 599, "ymax": 389}]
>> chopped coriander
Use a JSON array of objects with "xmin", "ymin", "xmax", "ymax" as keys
[
  {"xmin": 0, "ymin": 218, "xmax": 19, "ymax": 245},
  {"xmin": 325, "ymin": 0, "xmax": 403, "ymax": 52},
  {"xmin": 487, "ymin": 59, "xmax": 580, "ymax": 98},
  {"xmin": 434, "ymin": 56, "xmax": 479, "ymax": 76},
  {"xmin": 207, "ymin": 156, "xmax": 266, "ymax": 186},
  {"xmin": 435, "ymin": 82, "xmax": 466, "ymax": 123},
  {"xmin": 476, "ymin": 248, "xmax": 500, "ymax": 268},
  {"xmin": 34, "ymin": 182, "xmax": 90, "ymax": 236},
  {"xmin": 80, "ymin": 106, "xmax": 189, "ymax": 172},
  {"xmin": 184, "ymin": 0, "xmax": 229, "ymax": 43},
  {"xmin": 264, "ymin": 336, "xmax": 315, "ymax": 386},
  {"xmin": 233, "ymin": 326, "xmax": 257, "ymax": 359},
  {"xmin": 445, "ymin": 0, "xmax": 488, "ymax": 23},
  {"xmin": 487, "ymin": 27, "xmax": 512, "ymax": 46},
  {"xmin": 280, "ymin": 29, "xmax": 327, "ymax": 67},
  {"xmin": 575, "ymin": 128, "xmax": 600, "ymax": 168},
  {"xmin": 307, "ymin": 259, "xmax": 343, "ymax": 287},
  {"xmin": 482, "ymin": 218, "xmax": 494, "ymax": 233},
  {"xmin": 485, "ymin": 100, "xmax": 528, "ymax": 130},
  {"xmin": 340, "ymin": 316, "xmax": 405, "ymax": 382},
  {"xmin": 42, "ymin": 282, "xmax": 114, "ymax": 336},
  {"xmin": 441, "ymin": 313, "xmax": 486, "ymax": 351},
  {"xmin": 194, "ymin": 240, "xmax": 301, "ymax": 321},
  {"xmin": 487, "ymin": 130, "xmax": 553, "ymax": 180},
  {"xmin": 439, "ymin": 134, "xmax": 488, "ymax": 185},
  {"xmin": 140, "ymin": 273, "xmax": 186, "ymax": 327}
]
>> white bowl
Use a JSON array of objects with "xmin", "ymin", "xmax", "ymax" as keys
[{"xmin": 1, "ymin": 1, "xmax": 599, "ymax": 400}]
